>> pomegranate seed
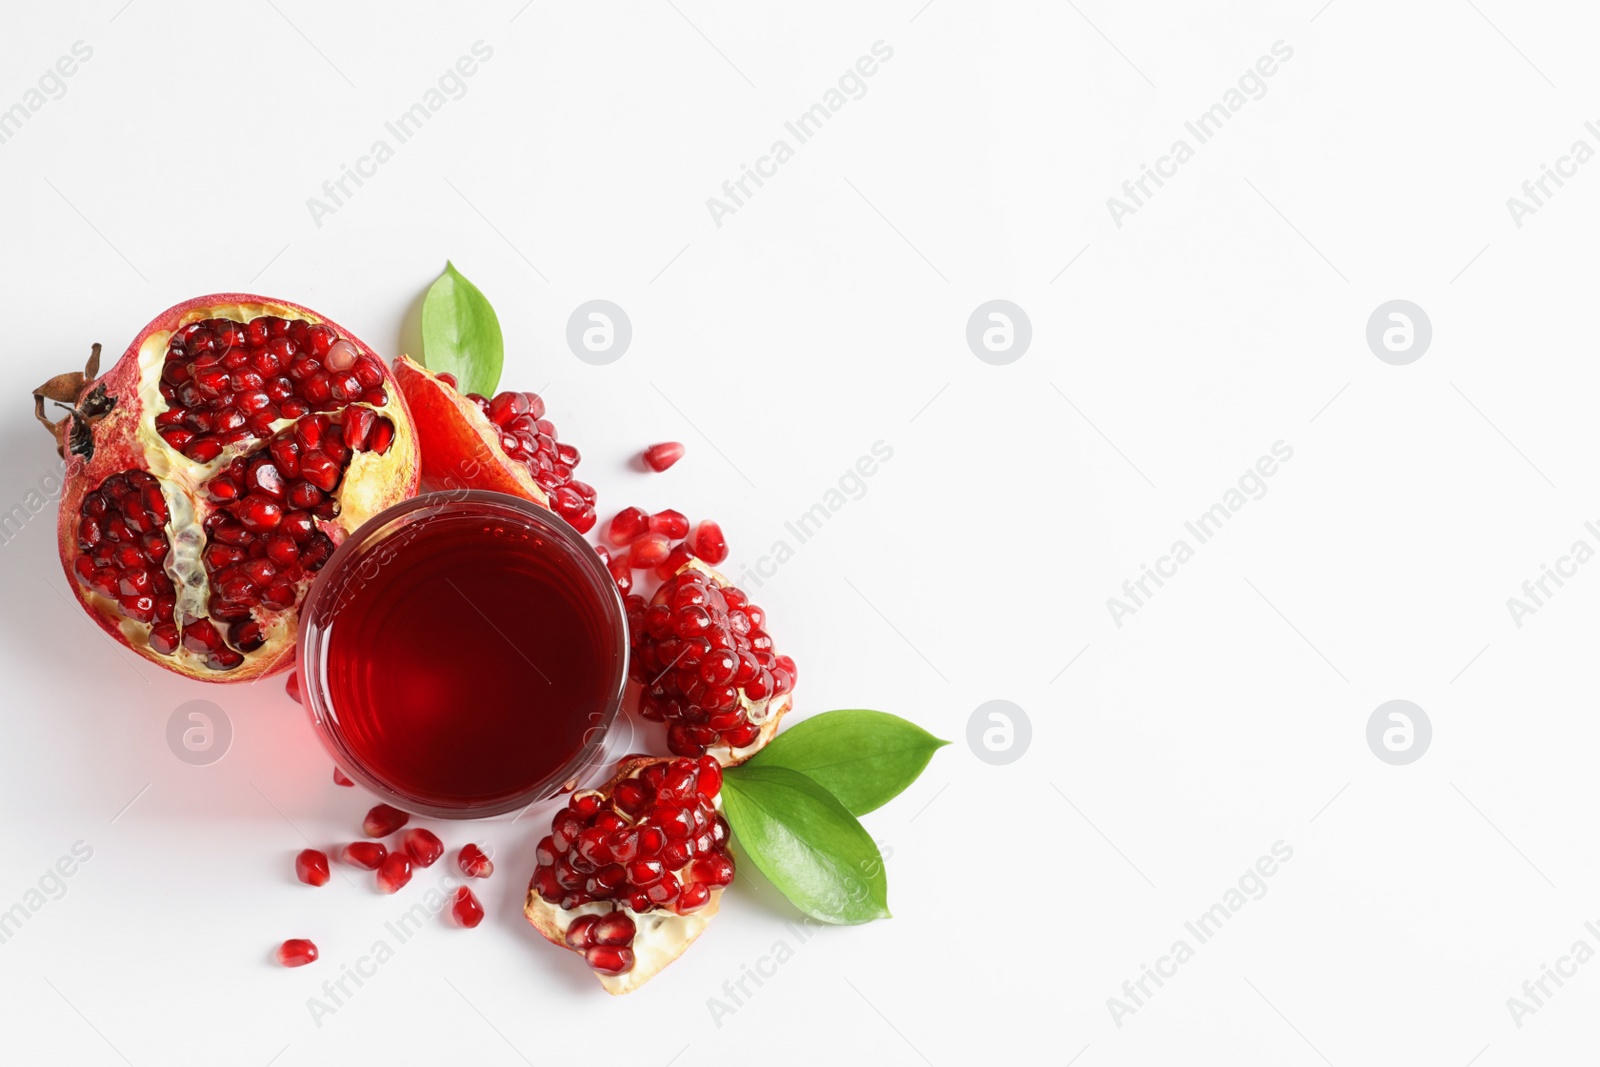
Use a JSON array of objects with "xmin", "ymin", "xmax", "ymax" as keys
[
  {"xmin": 363, "ymin": 803, "xmax": 409, "ymax": 837},
  {"xmin": 276, "ymin": 938, "xmax": 319, "ymax": 967},
  {"xmin": 691, "ymin": 521, "xmax": 728, "ymax": 565},
  {"xmin": 592, "ymin": 911, "xmax": 636, "ymax": 946},
  {"xmin": 629, "ymin": 533, "xmax": 670, "ymax": 569},
  {"xmin": 458, "ymin": 844, "xmax": 494, "ymax": 878},
  {"xmin": 403, "ymin": 828, "xmax": 444, "ymax": 867},
  {"xmin": 608, "ymin": 556, "xmax": 633, "ymax": 593},
  {"xmin": 650, "ymin": 509, "xmax": 690, "ymax": 539},
  {"xmin": 333, "ymin": 767, "xmax": 354, "ymax": 787},
  {"xmin": 295, "ymin": 849, "xmax": 331, "ymax": 887},
  {"xmin": 437, "ymin": 371, "xmax": 458, "ymax": 389},
  {"xmin": 565, "ymin": 914, "xmax": 601, "ymax": 949},
  {"xmin": 325, "ymin": 339, "xmax": 359, "ymax": 372},
  {"xmin": 676, "ymin": 882, "xmax": 711, "ymax": 913},
  {"xmin": 376, "ymin": 852, "xmax": 413, "ymax": 893},
  {"xmin": 608, "ymin": 507, "xmax": 650, "ymax": 546},
  {"xmin": 643, "ymin": 442, "xmax": 685, "ymax": 472},
  {"xmin": 342, "ymin": 841, "xmax": 387, "ymax": 870},
  {"xmin": 450, "ymin": 886, "xmax": 485, "ymax": 928},
  {"xmin": 585, "ymin": 946, "xmax": 635, "ymax": 975},
  {"xmin": 655, "ymin": 543, "xmax": 695, "ymax": 581}
]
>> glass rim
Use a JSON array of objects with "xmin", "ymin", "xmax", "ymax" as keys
[{"xmin": 295, "ymin": 489, "xmax": 629, "ymax": 819}]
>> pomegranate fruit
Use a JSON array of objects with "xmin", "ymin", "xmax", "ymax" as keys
[
  {"xmin": 41, "ymin": 296, "xmax": 419, "ymax": 681},
  {"xmin": 628, "ymin": 559, "xmax": 793, "ymax": 762},
  {"xmin": 391, "ymin": 356, "xmax": 596, "ymax": 533},
  {"xmin": 525, "ymin": 756, "xmax": 733, "ymax": 994}
]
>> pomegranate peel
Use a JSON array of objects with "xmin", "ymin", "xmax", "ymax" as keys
[
  {"xmin": 524, "ymin": 756, "xmax": 728, "ymax": 995},
  {"xmin": 50, "ymin": 295, "xmax": 419, "ymax": 682},
  {"xmin": 392, "ymin": 355, "xmax": 545, "ymax": 502}
]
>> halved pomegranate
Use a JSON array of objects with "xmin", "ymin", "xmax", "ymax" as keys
[
  {"xmin": 391, "ymin": 355, "xmax": 596, "ymax": 533},
  {"xmin": 40, "ymin": 295, "xmax": 419, "ymax": 681},
  {"xmin": 525, "ymin": 755, "xmax": 733, "ymax": 995},
  {"xmin": 628, "ymin": 559, "xmax": 793, "ymax": 763}
]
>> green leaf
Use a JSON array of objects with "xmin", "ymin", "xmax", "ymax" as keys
[
  {"xmin": 720, "ymin": 765, "xmax": 890, "ymax": 925},
  {"xmin": 741, "ymin": 709, "xmax": 950, "ymax": 816},
  {"xmin": 420, "ymin": 261, "xmax": 503, "ymax": 396}
]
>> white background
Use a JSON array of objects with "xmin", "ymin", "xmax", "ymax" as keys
[{"xmin": 1, "ymin": 0, "xmax": 1596, "ymax": 1063}]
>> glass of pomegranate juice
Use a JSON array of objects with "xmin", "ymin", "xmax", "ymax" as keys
[{"xmin": 297, "ymin": 490, "xmax": 628, "ymax": 818}]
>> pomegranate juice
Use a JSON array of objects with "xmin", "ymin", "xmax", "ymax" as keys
[{"xmin": 317, "ymin": 508, "xmax": 621, "ymax": 810}]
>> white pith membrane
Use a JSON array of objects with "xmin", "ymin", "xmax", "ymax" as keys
[
  {"xmin": 671, "ymin": 558, "xmax": 791, "ymax": 766},
  {"xmin": 524, "ymin": 758, "xmax": 729, "ymax": 995},
  {"xmin": 75, "ymin": 301, "xmax": 415, "ymax": 673}
]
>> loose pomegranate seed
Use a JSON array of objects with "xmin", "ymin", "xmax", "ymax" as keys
[
  {"xmin": 458, "ymin": 844, "xmax": 494, "ymax": 878},
  {"xmin": 376, "ymin": 852, "xmax": 413, "ymax": 893},
  {"xmin": 363, "ymin": 803, "xmax": 410, "ymax": 837},
  {"xmin": 451, "ymin": 886, "xmax": 485, "ymax": 928},
  {"xmin": 608, "ymin": 556, "xmax": 633, "ymax": 594},
  {"xmin": 403, "ymin": 828, "xmax": 444, "ymax": 868},
  {"xmin": 333, "ymin": 767, "xmax": 354, "ymax": 787},
  {"xmin": 342, "ymin": 841, "xmax": 387, "ymax": 870},
  {"xmin": 608, "ymin": 507, "xmax": 650, "ymax": 546},
  {"xmin": 691, "ymin": 521, "xmax": 728, "ymax": 565},
  {"xmin": 650, "ymin": 509, "xmax": 690, "ymax": 539},
  {"xmin": 643, "ymin": 442, "xmax": 685, "ymax": 472},
  {"xmin": 628, "ymin": 533, "xmax": 671, "ymax": 569},
  {"xmin": 295, "ymin": 848, "xmax": 330, "ymax": 887},
  {"xmin": 276, "ymin": 938, "xmax": 319, "ymax": 967}
]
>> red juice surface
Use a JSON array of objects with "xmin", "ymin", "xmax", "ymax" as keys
[{"xmin": 320, "ymin": 512, "xmax": 619, "ymax": 809}]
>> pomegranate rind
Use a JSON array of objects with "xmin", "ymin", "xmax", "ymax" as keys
[
  {"xmin": 392, "ymin": 355, "xmax": 549, "ymax": 504},
  {"xmin": 676, "ymin": 559, "xmax": 792, "ymax": 766},
  {"xmin": 56, "ymin": 294, "xmax": 420, "ymax": 682},
  {"xmin": 523, "ymin": 756, "xmax": 724, "ymax": 995}
]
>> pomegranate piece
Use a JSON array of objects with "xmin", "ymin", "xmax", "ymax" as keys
[
  {"xmin": 276, "ymin": 938, "xmax": 319, "ymax": 967},
  {"xmin": 342, "ymin": 841, "xmax": 387, "ymax": 870},
  {"xmin": 47, "ymin": 297, "xmax": 419, "ymax": 683},
  {"xmin": 525, "ymin": 756, "xmax": 734, "ymax": 994},
  {"xmin": 391, "ymin": 357, "xmax": 594, "ymax": 533},
  {"xmin": 691, "ymin": 521, "xmax": 728, "ymax": 565},
  {"xmin": 363, "ymin": 803, "xmax": 410, "ymax": 838},
  {"xmin": 402, "ymin": 828, "xmax": 444, "ymax": 868},
  {"xmin": 376, "ymin": 851, "xmax": 413, "ymax": 893},
  {"xmin": 607, "ymin": 507, "xmax": 649, "ymax": 546},
  {"xmin": 643, "ymin": 442, "xmax": 685, "ymax": 472},
  {"xmin": 628, "ymin": 562, "xmax": 793, "ymax": 759},
  {"xmin": 451, "ymin": 886, "xmax": 485, "ymax": 928},
  {"xmin": 458, "ymin": 844, "xmax": 494, "ymax": 879},
  {"xmin": 294, "ymin": 848, "xmax": 330, "ymax": 887}
]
